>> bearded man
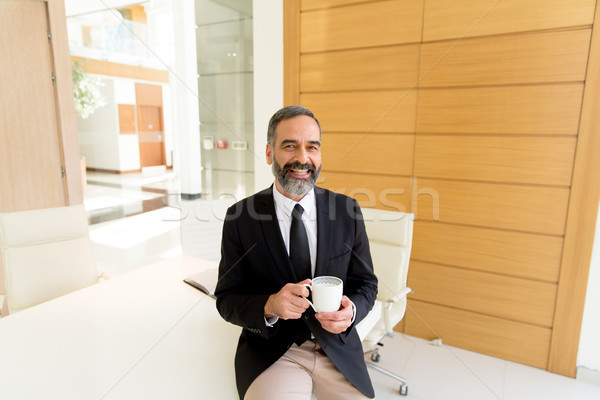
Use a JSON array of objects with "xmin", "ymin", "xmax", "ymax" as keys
[{"xmin": 215, "ymin": 105, "xmax": 378, "ymax": 400}]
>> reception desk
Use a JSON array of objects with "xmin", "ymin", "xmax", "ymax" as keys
[{"xmin": 0, "ymin": 256, "xmax": 241, "ymax": 399}]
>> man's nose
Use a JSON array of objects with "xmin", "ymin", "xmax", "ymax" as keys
[{"xmin": 294, "ymin": 147, "xmax": 309, "ymax": 164}]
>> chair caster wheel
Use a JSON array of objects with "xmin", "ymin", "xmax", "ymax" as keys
[
  {"xmin": 370, "ymin": 352, "xmax": 380, "ymax": 362},
  {"xmin": 399, "ymin": 384, "xmax": 408, "ymax": 396}
]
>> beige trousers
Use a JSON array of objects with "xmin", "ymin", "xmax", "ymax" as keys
[{"xmin": 244, "ymin": 340, "xmax": 371, "ymax": 400}]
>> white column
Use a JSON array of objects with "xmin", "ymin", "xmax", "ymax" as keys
[
  {"xmin": 253, "ymin": 0, "xmax": 284, "ymax": 192},
  {"xmin": 144, "ymin": 0, "xmax": 175, "ymax": 168},
  {"xmin": 171, "ymin": 0, "xmax": 202, "ymax": 198}
]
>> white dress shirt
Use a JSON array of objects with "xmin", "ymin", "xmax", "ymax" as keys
[{"xmin": 272, "ymin": 184, "xmax": 318, "ymax": 276}]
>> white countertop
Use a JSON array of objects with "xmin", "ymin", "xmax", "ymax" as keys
[{"xmin": 0, "ymin": 255, "xmax": 241, "ymax": 399}]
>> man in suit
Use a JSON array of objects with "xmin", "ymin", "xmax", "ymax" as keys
[{"xmin": 215, "ymin": 105, "xmax": 378, "ymax": 399}]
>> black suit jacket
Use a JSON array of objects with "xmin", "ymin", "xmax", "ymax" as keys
[{"xmin": 215, "ymin": 186, "xmax": 378, "ymax": 399}]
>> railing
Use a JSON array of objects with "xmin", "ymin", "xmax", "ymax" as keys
[{"xmin": 67, "ymin": 14, "xmax": 167, "ymax": 67}]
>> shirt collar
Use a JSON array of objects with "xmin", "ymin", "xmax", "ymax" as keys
[{"xmin": 273, "ymin": 182, "xmax": 316, "ymax": 220}]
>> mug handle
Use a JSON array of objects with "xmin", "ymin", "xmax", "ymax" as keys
[{"xmin": 302, "ymin": 283, "xmax": 317, "ymax": 312}]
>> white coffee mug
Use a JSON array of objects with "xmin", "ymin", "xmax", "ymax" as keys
[{"xmin": 302, "ymin": 276, "xmax": 343, "ymax": 312}]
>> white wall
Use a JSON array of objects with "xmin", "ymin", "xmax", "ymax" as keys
[
  {"xmin": 77, "ymin": 79, "xmax": 121, "ymax": 170},
  {"xmin": 78, "ymin": 76, "xmax": 141, "ymax": 172},
  {"xmin": 117, "ymin": 135, "xmax": 142, "ymax": 171},
  {"xmin": 252, "ymin": 0, "xmax": 283, "ymax": 192},
  {"xmin": 171, "ymin": 0, "xmax": 202, "ymax": 196},
  {"xmin": 578, "ymin": 207, "xmax": 600, "ymax": 374}
]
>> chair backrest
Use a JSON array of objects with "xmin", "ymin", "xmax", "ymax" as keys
[
  {"xmin": 0, "ymin": 205, "xmax": 98, "ymax": 314},
  {"xmin": 361, "ymin": 207, "xmax": 414, "ymax": 303}
]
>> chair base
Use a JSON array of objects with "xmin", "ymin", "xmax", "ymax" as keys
[{"xmin": 365, "ymin": 348, "xmax": 408, "ymax": 396}]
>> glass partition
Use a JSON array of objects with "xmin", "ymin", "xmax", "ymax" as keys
[{"xmin": 196, "ymin": 0, "xmax": 254, "ymax": 200}]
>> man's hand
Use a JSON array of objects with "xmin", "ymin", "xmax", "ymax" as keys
[
  {"xmin": 264, "ymin": 279, "xmax": 311, "ymax": 320},
  {"xmin": 314, "ymin": 295, "xmax": 354, "ymax": 334}
]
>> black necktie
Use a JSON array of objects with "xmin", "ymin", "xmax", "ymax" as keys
[{"xmin": 290, "ymin": 204, "xmax": 311, "ymax": 281}]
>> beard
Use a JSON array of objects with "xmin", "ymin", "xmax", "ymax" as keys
[{"xmin": 272, "ymin": 158, "xmax": 321, "ymax": 196}]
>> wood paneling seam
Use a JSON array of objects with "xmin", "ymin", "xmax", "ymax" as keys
[
  {"xmin": 416, "ymin": 81, "xmax": 586, "ymax": 91},
  {"xmin": 301, "ymin": 0, "xmax": 395, "ymax": 13},
  {"xmin": 414, "ymin": 219, "xmax": 565, "ymax": 239},
  {"xmin": 421, "ymin": 24, "xmax": 594, "ymax": 45},
  {"xmin": 409, "ymin": 257, "xmax": 560, "ymax": 284},
  {"xmin": 411, "ymin": 176, "xmax": 571, "ymax": 190},
  {"xmin": 405, "ymin": 297, "xmax": 555, "ymax": 329},
  {"xmin": 299, "ymin": 41, "xmax": 423, "ymax": 55}
]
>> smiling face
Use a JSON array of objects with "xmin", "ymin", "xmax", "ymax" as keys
[{"xmin": 266, "ymin": 115, "xmax": 322, "ymax": 201}]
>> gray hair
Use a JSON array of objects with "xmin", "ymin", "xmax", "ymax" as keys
[{"xmin": 267, "ymin": 105, "xmax": 321, "ymax": 147}]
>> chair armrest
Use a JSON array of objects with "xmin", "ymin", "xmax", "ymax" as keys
[
  {"xmin": 382, "ymin": 287, "xmax": 412, "ymax": 333},
  {"xmin": 383, "ymin": 287, "xmax": 412, "ymax": 309}
]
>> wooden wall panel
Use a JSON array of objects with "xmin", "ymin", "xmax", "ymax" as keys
[
  {"xmin": 285, "ymin": 0, "xmax": 600, "ymax": 375},
  {"xmin": 322, "ymin": 133, "xmax": 414, "ymax": 176},
  {"xmin": 300, "ymin": 0, "xmax": 423, "ymax": 52},
  {"xmin": 0, "ymin": 0, "xmax": 65, "ymax": 212},
  {"xmin": 419, "ymin": 29, "xmax": 591, "ymax": 87},
  {"xmin": 414, "ymin": 179, "xmax": 570, "ymax": 235},
  {"xmin": 405, "ymin": 300, "xmax": 552, "ymax": 369},
  {"xmin": 284, "ymin": 0, "xmax": 300, "ymax": 106},
  {"xmin": 301, "ymin": 0, "xmax": 379, "ymax": 11},
  {"xmin": 135, "ymin": 84, "xmax": 165, "ymax": 168},
  {"xmin": 411, "ymin": 221, "xmax": 563, "ymax": 281},
  {"xmin": 414, "ymin": 136, "xmax": 576, "ymax": 186},
  {"xmin": 118, "ymin": 104, "xmax": 137, "ymax": 133},
  {"xmin": 301, "ymin": 91, "xmax": 417, "ymax": 133},
  {"xmin": 301, "ymin": 44, "xmax": 420, "ymax": 92},
  {"xmin": 416, "ymin": 84, "xmax": 584, "ymax": 135},
  {"xmin": 422, "ymin": 0, "xmax": 595, "ymax": 42},
  {"xmin": 135, "ymin": 83, "xmax": 163, "ymax": 107},
  {"xmin": 549, "ymin": 2, "xmax": 600, "ymax": 377},
  {"xmin": 48, "ymin": 0, "xmax": 83, "ymax": 206},
  {"xmin": 318, "ymin": 172, "xmax": 411, "ymax": 212},
  {"xmin": 408, "ymin": 261, "xmax": 557, "ymax": 327}
]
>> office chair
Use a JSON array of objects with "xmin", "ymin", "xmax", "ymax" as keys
[
  {"xmin": 356, "ymin": 207, "xmax": 414, "ymax": 396},
  {"xmin": 0, "ymin": 205, "xmax": 105, "ymax": 316}
]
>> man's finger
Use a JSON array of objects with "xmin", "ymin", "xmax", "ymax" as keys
[
  {"xmin": 316, "ymin": 307, "xmax": 352, "ymax": 322},
  {"xmin": 340, "ymin": 296, "xmax": 351, "ymax": 307},
  {"xmin": 288, "ymin": 283, "xmax": 310, "ymax": 298},
  {"xmin": 290, "ymin": 296, "xmax": 310, "ymax": 310},
  {"xmin": 317, "ymin": 309, "xmax": 346, "ymax": 319}
]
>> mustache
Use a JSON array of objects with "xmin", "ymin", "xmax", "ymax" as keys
[{"xmin": 282, "ymin": 161, "xmax": 316, "ymax": 173}]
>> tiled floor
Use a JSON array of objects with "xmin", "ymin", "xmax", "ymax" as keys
[
  {"xmin": 83, "ymin": 169, "xmax": 600, "ymax": 400},
  {"xmin": 84, "ymin": 170, "xmax": 183, "ymax": 276},
  {"xmin": 371, "ymin": 334, "xmax": 600, "ymax": 400},
  {"xmin": 84, "ymin": 169, "xmax": 251, "ymax": 275}
]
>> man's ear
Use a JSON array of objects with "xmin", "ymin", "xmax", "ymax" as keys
[{"xmin": 266, "ymin": 143, "xmax": 273, "ymax": 165}]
